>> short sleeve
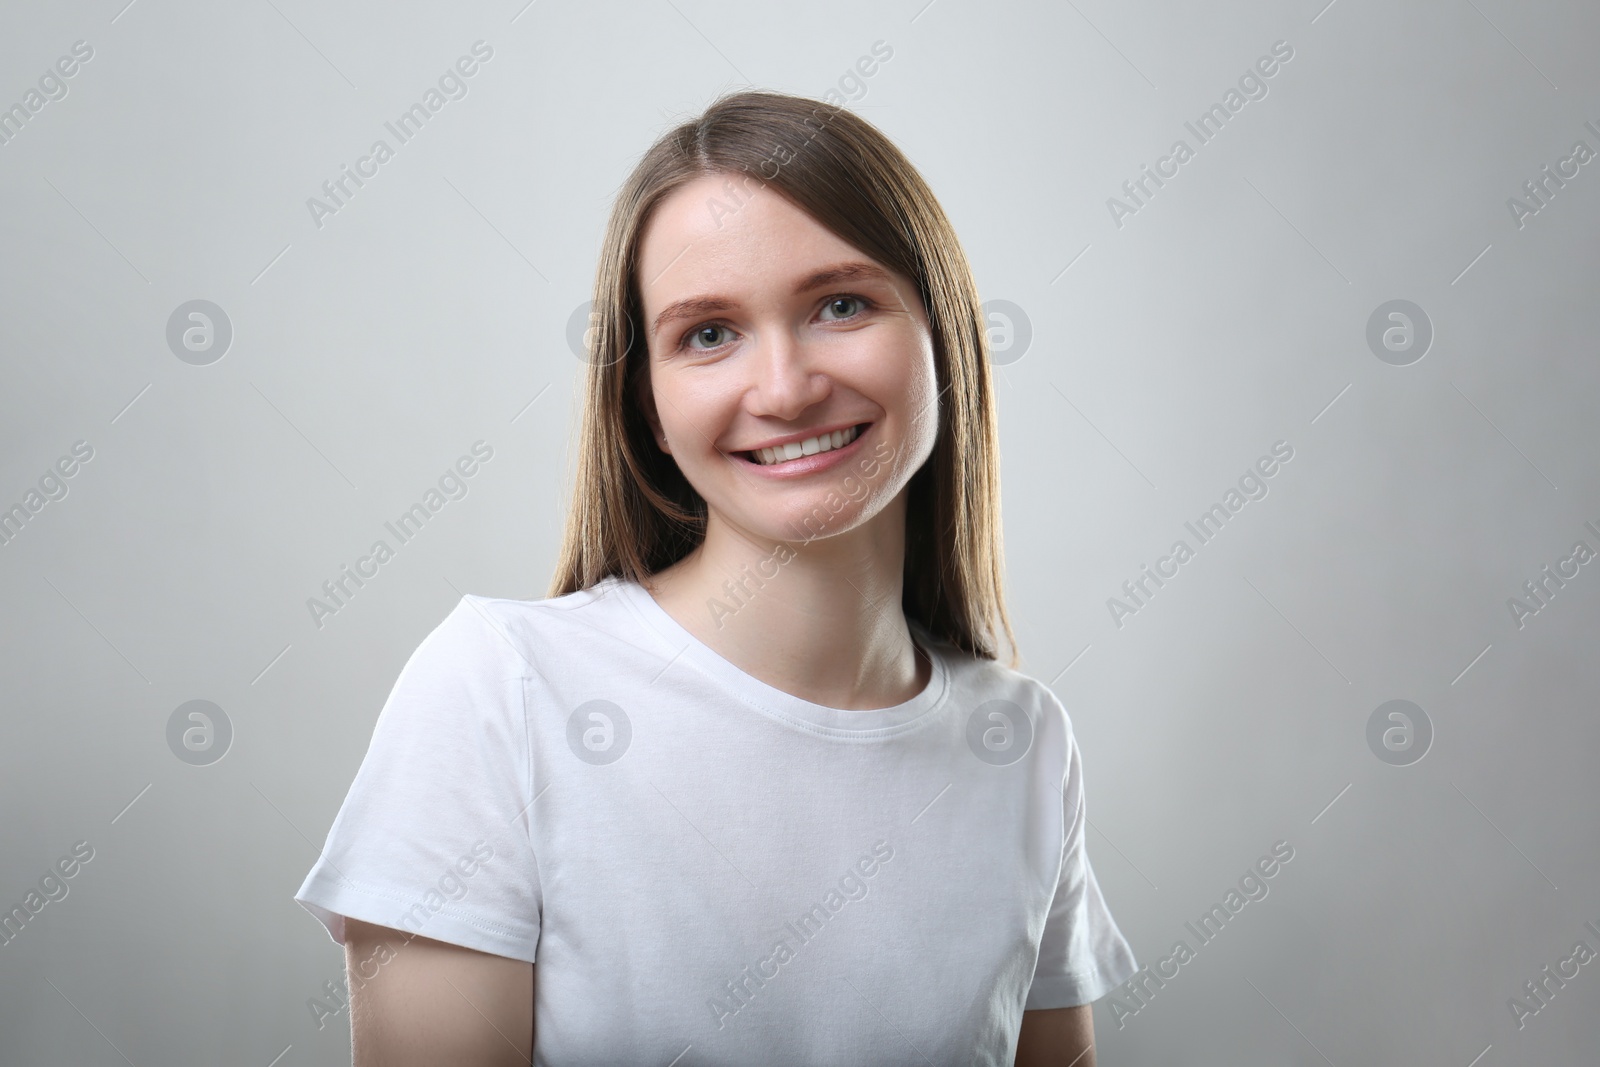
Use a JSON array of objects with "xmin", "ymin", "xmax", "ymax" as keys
[
  {"xmin": 293, "ymin": 595, "xmax": 542, "ymax": 963},
  {"xmin": 1024, "ymin": 698, "xmax": 1138, "ymax": 1009}
]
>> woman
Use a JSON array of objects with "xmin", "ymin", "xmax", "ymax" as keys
[{"xmin": 295, "ymin": 88, "xmax": 1137, "ymax": 1066}]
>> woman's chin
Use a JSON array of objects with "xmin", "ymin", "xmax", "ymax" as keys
[{"xmin": 716, "ymin": 500, "xmax": 883, "ymax": 547}]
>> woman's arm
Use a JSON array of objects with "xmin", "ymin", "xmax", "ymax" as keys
[
  {"xmin": 344, "ymin": 918, "xmax": 533, "ymax": 1066},
  {"xmin": 1015, "ymin": 1004, "xmax": 1095, "ymax": 1067}
]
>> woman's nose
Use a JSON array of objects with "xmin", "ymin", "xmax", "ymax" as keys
[{"xmin": 745, "ymin": 328, "xmax": 830, "ymax": 417}]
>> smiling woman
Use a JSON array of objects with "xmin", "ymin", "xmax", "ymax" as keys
[
  {"xmin": 562, "ymin": 92, "xmax": 1003, "ymax": 660},
  {"xmin": 294, "ymin": 88, "xmax": 1136, "ymax": 1067}
]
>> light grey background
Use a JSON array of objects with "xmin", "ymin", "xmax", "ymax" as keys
[{"xmin": 3, "ymin": 0, "xmax": 1597, "ymax": 1063}]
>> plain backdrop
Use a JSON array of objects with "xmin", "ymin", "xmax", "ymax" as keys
[{"xmin": 2, "ymin": 0, "xmax": 1598, "ymax": 1064}]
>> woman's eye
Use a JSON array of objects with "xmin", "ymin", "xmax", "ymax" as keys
[
  {"xmin": 678, "ymin": 295, "xmax": 871, "ymax": 351},
  {"xmin": 820, "ymin": 295, "xmax": 869, "ymax": 320},
  {"xmin": 683, "ymin": 324, "xmax": 730, "ymax": 350}
]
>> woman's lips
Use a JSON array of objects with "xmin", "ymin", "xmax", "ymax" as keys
[{"xmin": 734, "ymin": 422, "xmax": 873, "ymax": 477}]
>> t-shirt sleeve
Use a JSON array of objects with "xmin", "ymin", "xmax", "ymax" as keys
[
  {"xmin": 293, "ymin": 595, "xmax": 542, "ymax": 963},
  {"xmin": 1024, "ymin": 693, "xmax": 1139, "ymax": 1009}
]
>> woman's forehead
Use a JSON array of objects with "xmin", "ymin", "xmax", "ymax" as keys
[
  {"xmin": 642, "ymin": 175, "xmax": 841, "ymax": 259},
  {"xmin": 638, "ymin": 181, "xmax": 883, "ymax": 305}
]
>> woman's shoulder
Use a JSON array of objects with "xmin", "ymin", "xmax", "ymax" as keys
[
  {"xmin": 929, "ymin": 635, "xmax": 1081, "ymax": 751},
  {"xmin": 927, "ymin": 630, "xmax": 1063, "ymax": 708},
  {"xmin": 453, "ymin": 578, "xmax": 615, "ymax": 624},
  {"xmin": 407, "ymin": 577, "xmax": 635, "ymax": 681}
]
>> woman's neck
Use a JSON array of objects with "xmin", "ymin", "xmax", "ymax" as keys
[{"xmin": 639, "ymin": 507, "xmax": 929, "ymax": 710}]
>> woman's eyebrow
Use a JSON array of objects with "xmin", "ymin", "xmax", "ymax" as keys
[{"xmin": 648, "ymin": 261, "xmax": 892, "ymax": 338}]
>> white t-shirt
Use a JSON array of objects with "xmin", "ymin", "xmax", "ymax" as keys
[{"xmin": 295, "ymin": 574, "xmax": 1137, "ymax": 1065}]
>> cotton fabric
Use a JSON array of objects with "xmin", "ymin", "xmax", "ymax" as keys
[{"xmin": 295, "ymin": 575, "xmax": 1137, "ymax": 1065}]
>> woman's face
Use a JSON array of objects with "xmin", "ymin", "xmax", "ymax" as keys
[{"xmin": 634, "ymin": 171, "xmax": 941, "ymax": 549}]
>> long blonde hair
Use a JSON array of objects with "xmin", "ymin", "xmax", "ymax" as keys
[{"xmin": 548, "ymin": 89, "xmax": 1017, "ymax": 666}]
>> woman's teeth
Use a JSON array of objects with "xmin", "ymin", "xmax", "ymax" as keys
[{"xmin": 749, "ymin": 424, "xmax": 860, "ymax": 466}]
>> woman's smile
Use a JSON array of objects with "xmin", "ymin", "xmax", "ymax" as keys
[
  {"xmin": 634, "ymin": 171, "xmax": 939, "ymax": 543},
  {"xmin": 733, "ymin": 421, "xmax": 872, "ymax": 473}
]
